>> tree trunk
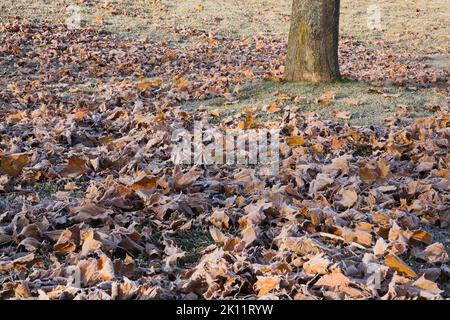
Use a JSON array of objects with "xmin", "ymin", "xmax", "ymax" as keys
[{"xmin": 284, "ymin": 0, "xmax": 340, "ymax": 82}]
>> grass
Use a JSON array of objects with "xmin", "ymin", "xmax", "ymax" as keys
[
  {"xmin": 180, "ymin": 79, "xmax": 448, "ymax": 126},
  {"xmin": 0, "ymin": 180, "xmax": 86, "ymax": 211},
  {"xmin": 174, "ymin": 227, "xmax": 214, "ymax": 267},
  {"xmin": 1, "ymin": 0, "xmax": 448, "ymax": 52},
  {"xmin": 0, "ymin": 0, "xmax": 170, "ymax": 40},
  {"xmin": 0, "ymin": 0, "xmax": 448, "ymax": 124},
  {"xmin": 35, "ymin": 180, "xmax": 86, "ymax": 198}
]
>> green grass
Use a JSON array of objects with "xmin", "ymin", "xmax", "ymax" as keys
[
  {"xmin": 36, "ymin": 180, "xmax": 86, "ymax": 198},
  {"xmin": 180, "ymin": 79, "xmax": 447, "ymax": 126},
  {"xmin": 0, "ymin": 192, "xmax": 27, "ymax": 210},
  {"xmin": 0, "ymin": 180, "xmax": 86, "ymax": 213},
  {"xmin": 174, "ymin": 227, "xmax": 214, "ymax": 267}
]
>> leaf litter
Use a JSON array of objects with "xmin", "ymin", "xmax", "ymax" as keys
[{"xmin": 0, "ymin": 19, "xmax": 449, "ymax": 300}]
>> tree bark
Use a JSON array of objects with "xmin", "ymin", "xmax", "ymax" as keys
[{"xmin": 284, "ymin": 0, "xmax": 340, "ymax": 82}]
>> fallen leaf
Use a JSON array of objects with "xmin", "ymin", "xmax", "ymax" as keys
[
  {"xmin": 0, "ymin": 153, "xmax": 29, "ymax": 177},
  {"xmin": 255, "ymin": 276, "xmax": 280, "ymax": 296},
  {"xmin": 335, "ymin": 111, "xmax": 352, "ymax": 120},
  {"xmin": 373, "ymin": 237, "xmax": 388, "ymax": 256},
  {"xmin": 81, "ymin": 229, "xmax": 102, "ymax": 256},
  {"xmin": 413, "ymin": 243, "xmax": 449, "ymax": 263},
  {"xmin": 209, "ymin": 208, "xmax": 230, "ymax": 229},
  {"xmin": 173, "ymin": 166, "xmax": 202, "ymax": 191},
  {"xmin": 286, "ymin": 135, "xmax": 305, "ymax": 147},
  {"xmin": 72, "ymin": 203, "xmax": 113, "ymax": 223},
  {"xmin": 410, "ymin": 230, "xmax": 433, "ymax": 245},
  {"xmin": 309, "ymin": 174, "xmax": 334, "ymax": 193},
  {"xmin": 61, "ymin": 156, "xmax": 88, "ymax": 178},
  {"xmin": 385, "ymin": 254, "xmax": 418, "ymax": 279},
  {"xmin": 413, "ymin": 275, "xmax": 443, "ymax": 297},
  {"xmin": 303, "ymin": 254, "xmax": 330, "ymax": 275},
  {"xmin": 315, "ymin": 268, "xmax": 350, "ymax": 289},
  {"xmin": 338, "ymin": 189, "xmax": 358, "ymax": 208}
]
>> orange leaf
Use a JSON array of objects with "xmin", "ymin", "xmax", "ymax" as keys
[
  {"xmin": 377, "ymin": 159, "xmax": 390, "ymax": 178},
  {"xmin": 137, "ymin": 78, "xmax": 162, "ymax": 91},
  {"xmin": 311, "ymin": 143, "xmax": 324, "ymax": 154},
  {"xmin": 174, "ymin": 76, "xmax": 191, "ymax": 89},
  {"xmin": 237, "ymin": 114, "xmax": 256, "ymax": 130},
  {"xmin": 267, "ymin": 103, "xmax": 280, "ymax": 113},
  {"xmin": 411, "ymin": 230, "xmax": 433, "ymax": 245},
  {"xmin": 255, "ymin": 276, "xmax": 280, "ymax": 296},
  {"xmin": 384, "ymin": 254, "xmax": 418, "ymax": 279},
  {"xmin": 286, "ymin": 135, "xmax": 305, "ymax": 147},
  {"xmin": 315, "ymin": 268, "xmax": 350, "ymax": 289},
  {"xmin": 130, "ymin": 176, "xmax": 158, "ymax": 191}
]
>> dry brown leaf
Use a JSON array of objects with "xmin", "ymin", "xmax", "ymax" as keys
[
  {"xmin": 385, "ymin": 254, "xmax": 418, "ymax": 279},
  {"xmin": 174, "ymin": 76, "xmax": 191, "ymax": 89},
  {"xmin": 72, "ymin": 203, "xmax": 113, "ymax": 223},
  {"xmin": 209, "ymin": 208, "xmax": 230, "ymax": 229},
  {"xmin": 237, "ymin": 114, "xmax": 256, "ymax": 130},
  {"xmin": 266, "ymin": 103, "xmax": 281, "ymax": 113},
  {"xmin": 338, "ymin": 189, "xmax": 358, "ymax": 208},
  {"xmin": 322, "ymin": 156, "xmax": 350, "ymax": 176},
  {"xmin": 195, "ymin": 4, "xmax": 204, "ymax": 12},
  {"xmin": 335, "ymin": 111, "xmax": 352, "ymax": 120},
  {"xmin": 61, "ymin": 156, "xmax": 88, "ymax": 178},
  {"xmin": 315, "ymin": 268, "xmax": 350, "ymax": 289},
  {"xmin": 413, "ymin": 275, "xmax": 443, "ymax": 297},
  {"xmin": 320, "ymin": 91, "xmax": 337, "ymax": 100},
  {"xmin": 54, "ymin": 230, "xmax": 77, "ymax": 255},
  {"xmin": 413, "ymin": 243, "xmax": 449, "ymax": 264},
  {"xmin": 309, "ymin": 174, "xmax": 334, "ymax": 193},
  {"xmin": 0, "ymin": 153, "xmax": 29, "ymax": 177},
  {"xmin": 173, "ymin": 166, "xmax": 202, "ymax": 191},
  {"xmin": 255, "ymin": 276, "xmax": 280, "ymax": 296},
  {"xmin": 209, "ymin": 226, "xmax": 227, "ymax": 244},
  {"xmin": 340, "ymin": 227, "xmax": 373, "ymax": 247},
  {"xmin": 316, "ymin": 91, "xmax": 336, "ymax": 106},
  {"xmin": 303, "ymin": 254, "xmax": 330, "ymax": 275},
  {"xmin": 130, "ymin": 176, "xmax": 158, "ymax": 191},
  {"xmin": 311, "ymin": 143, "xmax": 324, "ymax": 154},
  {"xmin": 286, "ymin": 135, "xmax": 305, "ymax": 147},
  {"xmin": 138, "ymin": 78, "xmax": 162, "ymax": 91},
  {"xmin": 81, "ymin": 229, "xmax": 102, "ymax": 256},
  {"xmin": 96, "ymin": 255, "xmax": 115, "ymax": 282},
  {"xmin": 377, "ymin": 159, "xmax": 390, "ymax": 178},
  {"xmin": 373, "ymin": 237, "xmax": 388, "ymax": 256},
  {"xmin": 410, "ymin": 230, "xmax": 433, "ymax": 245},
  {"xmin": 240, "ymin": 219, "xmax": 257, "ymax": 247}
]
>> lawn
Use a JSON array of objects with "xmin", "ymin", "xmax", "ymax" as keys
[{"xmin": 1, "ymin": 0, "xmax": 448, "ymax": 125}]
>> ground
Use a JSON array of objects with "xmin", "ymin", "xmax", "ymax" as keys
[
  {"xmin": 0, "ymin": 0, "xmax": 449, "ymax": 300},
  {"xmin": 1, "ymin": 0, "xmax": 448, "ymax": 125}
]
